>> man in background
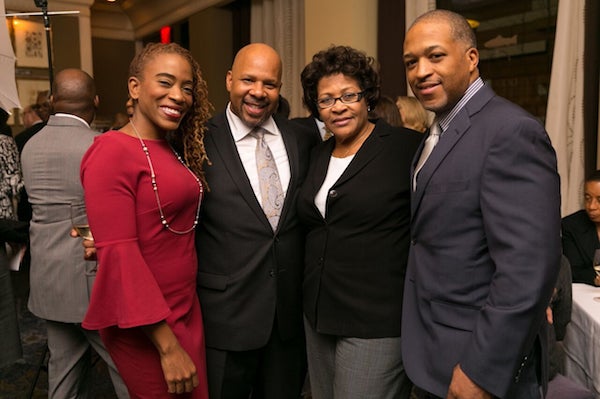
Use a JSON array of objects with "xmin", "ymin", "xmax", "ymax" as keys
[
  {"xmin": 16, "ymin": 103, "xmax": 45, "ymax": 153},
  {"xmin": 21, "ymin": 69, "xmax": 128, "ymax": 399}
]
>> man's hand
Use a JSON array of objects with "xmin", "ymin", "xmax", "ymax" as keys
[
  {"xmin": 446, "ymin": 364, "xmax": 492, "ymax": 399},
  {"xmin": 70, "ymin": 228, "xmax": 97, "ymax": 260}
]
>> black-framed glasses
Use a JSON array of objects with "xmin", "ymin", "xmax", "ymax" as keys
[{"xmin": 316, "ymin": 91, "xmax": 365, "ymax": 109}]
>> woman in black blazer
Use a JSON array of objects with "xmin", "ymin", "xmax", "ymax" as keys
[{"xmin": 297, "ymin": 45, "xmax": 422, "ymax": 399}]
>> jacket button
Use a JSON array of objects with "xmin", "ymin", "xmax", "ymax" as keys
[
  {"xmin": 329, "ymin": 189, "xmax": 338, "ymax": 198},
  {"xmin": 269, "ymin": 269, "xmax": 276, "ymax": 277}
]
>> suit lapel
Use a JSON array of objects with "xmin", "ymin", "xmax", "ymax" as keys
[
  {"xmin": 411, "ymin": 85, "xmax": 496, "ymax": 216},
  {"xmin": 276, "ymin": 117, "xmax": 300, "ymax": 230},
  {"xmin": 333, "ymin": 122, "xmax": 386, "ymax": 188},
  {"xmin": 207, "ymin": 114, "xmax": 270, "ymax": 229},
  {"xmin": 304, "ymin": 139, "xmax": 335, "ymax": 218}
]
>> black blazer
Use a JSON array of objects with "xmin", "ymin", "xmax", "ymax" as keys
[
  {"xmin": 562, "ymin": 209, "xmax": 598, "ymax": 285},
  {"xmin": 298, "ymin": 119, "xmax": 422, "ymax": 338},
  {"xmin": 195, "ymin": 112, "xmax": 318, "ymax": 351},
  {"xmin": 290, "ymin": 116, "xmax": 323, "ymax": 142}
]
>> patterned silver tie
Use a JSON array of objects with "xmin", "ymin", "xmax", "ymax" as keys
[
  {"xmin": 413, "ymin": 121, "xmax": 441, "ymax": 191},
  {"xmin": 252, "ymin": 127, "xmax": 284, "ymax": 230}
]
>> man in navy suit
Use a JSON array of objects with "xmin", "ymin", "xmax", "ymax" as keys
[
  {"xmin": 195, "ymin": 43, "xmax": 317, "ymax": 399},
  {"xmin": 401, "ymin": 10, "xmax": 561, "ymax": 399}
]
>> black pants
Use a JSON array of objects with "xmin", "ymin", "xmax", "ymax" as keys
[{"xmin": 206, "ymin": 325, "xmax": 307, "ymax": 399}]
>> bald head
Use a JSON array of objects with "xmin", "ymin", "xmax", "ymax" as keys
[
  {"xmin": 409, "ymin": 9, "xmax": 477, "ymax": 49},
  {"xmin": 231, "ymin": 43, "xmax": 282, "ymax": 81},
  {"xmin": 51, "ymin": 69, "xmax": 99, "ymax": 124},
  {"xmin": 226, "ymin": 43, "xmax": 282, "ymax": 127}
]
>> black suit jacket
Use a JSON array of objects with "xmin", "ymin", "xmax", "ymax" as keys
[
  {"xmin": 195, "ymin": 112, "xmax": 318, "ymax": 351},
  {"xmin": 298, "ymin": 120, "xmax": 422, "ymax": 338},
  {"xmin": 562, "ymin": 209, "xmax": 598, "ymax": 285},
  {"xmin": 290, "ymin": 116, "xmax": 323, "ymax": 142}
]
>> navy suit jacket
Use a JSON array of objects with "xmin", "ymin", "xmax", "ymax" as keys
[
  {"xmin": 195, "ymin": 112, "xmax": 317, "ymax": 351},
  {"xmin": 402, "ymin": 84, "xmax": 561, "ymax": 398}
]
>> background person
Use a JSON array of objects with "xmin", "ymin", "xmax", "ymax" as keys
[
  {"xmin": 21, "ymin": 68, "xmax": 129, "ymax": 399},
  {"xmin": 16, "ymin": 103, "xmax": 46, "ymax": 153},
  {"xmin": 298, "ymin": 45, "xmax": 422, "ymax": 399},
  {"xmin": 0, "ymin": 216, "xmax": 28, "ymax": 368},
  {"xmin": 0, "ymin": 125, "xmax": 22, "ymax": 221},
  {"xmin": 395, "ymin": 95, "xmax": 429, "ymax": 133},
  {"xmin": 368, "ymin": 94, "xmax": 403, "ymax": 127},
  {"xmin": 81, "ymin": 42, "xmax": 211, "ymax": 398},
  {"xmin": 402, "ymin": 10, "xmax": 561, "ymax": 399},
  {"xmin": 562, "ymin": 169, "xmax": 600, "ymax": 286}
]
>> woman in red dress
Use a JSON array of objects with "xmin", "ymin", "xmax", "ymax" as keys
[{"xmin": 81, "ymin": 42, "xmax": 211, "ymax": 398}]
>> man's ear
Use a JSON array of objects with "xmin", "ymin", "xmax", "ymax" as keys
[
  {"xmin": 467, "ymin": 47, "xmax": 479, "ymax": 71},
  {"xmin": 93, "ymin": 95, "xmax": 100, "ymax": 109},
  {"xmin": 225, "ymin": 70, "xmax": 233, "ymax": 93}
]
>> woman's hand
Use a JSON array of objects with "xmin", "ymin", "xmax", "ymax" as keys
[
  {"xmin": 142, "ymin": 321, "xmax": 199, "ymax": 394},
  {"xmin": 70, "ymin": 228, "xmax": 96, "ymax": 260},
  {"xmin": 158, "ymin": 342, "xmax": 199, "ymax": 393}
]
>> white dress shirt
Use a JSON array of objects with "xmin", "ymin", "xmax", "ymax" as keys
[{"xmin": 225, "ymin": 103, "xmax": 291, "ymax": 205}]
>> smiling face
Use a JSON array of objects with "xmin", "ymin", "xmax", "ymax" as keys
[
  {"xmin": 129, "ymin": 52, "xmax": 193, "ymax": 137},
  {"xmin": 226, "ymin": 43, "xmax": 282, "ymax": 128},
  {"xmin": 317, "ymin": 73, "xmax": 370, "ymax": 144},
  {"xmin": 403, "ymin": 18, "xmax": 479, "ymax": 115}
]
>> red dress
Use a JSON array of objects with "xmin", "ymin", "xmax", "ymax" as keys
[{"xmin": 81, "ymin": 131, "xmax": 208, "ymax": 399}]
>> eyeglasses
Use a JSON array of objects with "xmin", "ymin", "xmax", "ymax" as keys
[{"xmin": 316, "ymin": 91, "xmax": 365, "ymax": 109}]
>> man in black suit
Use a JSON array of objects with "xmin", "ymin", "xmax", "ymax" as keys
[
  {"xmin": 16, "ymin": 103, "xmax": 46, "ymax": 154},
  {"xmin": 195, "ymin": 43, "xmax": 317, "ymax": 399},
  {"xmin": 561, "ymin": 169, "xmax": 600, "ymax": 286}
]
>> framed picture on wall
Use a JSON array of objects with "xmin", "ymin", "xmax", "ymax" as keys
[{"xmin": 13, "ymin": 19, "xmax": 48, "ymax": 68}]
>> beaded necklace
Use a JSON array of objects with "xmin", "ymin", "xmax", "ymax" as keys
[{"xmin": 130, "ymin": 119, "xmax": 202, "ymax": 234}]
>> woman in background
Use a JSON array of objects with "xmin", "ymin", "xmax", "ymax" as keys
[
  {"xmin": 395, "ymin": 95, "xmax": 430, "ymax": 133},
  {"xmin": 81, "ymin": 42, "xmax": 211, "ymax": 398},
  {"xmin": 369, "ymin": 95, "xmax": 402, "ymax": 127}
]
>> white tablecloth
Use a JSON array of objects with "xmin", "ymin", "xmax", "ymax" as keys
[{"xmin": 563, "ymin": 283, "xmax": 600, "ymax": 398}]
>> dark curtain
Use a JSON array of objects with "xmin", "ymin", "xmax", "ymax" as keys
[
  {"xmin": 377, "ymin": 0, "xmax": 407, "ymax": 98},
  {"xmin": 584, "ymin": 0, "xmax": 600, "ymax": 175}
]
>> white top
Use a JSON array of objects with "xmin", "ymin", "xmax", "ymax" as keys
[
  {"xmin": 315, "ymin": 155, "xmax": 354, "ymax": 218},
  {"xmin": 225, "ymin": 103, "xmax": 290, "ymax": 204}
]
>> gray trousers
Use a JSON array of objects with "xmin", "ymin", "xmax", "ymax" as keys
[
  {"xmin": 46, "ymin": 320, "xmax": 129, "ymax": 399},
  {"xmin": 304, "ymin": 317, "xmax": 412, "ymax": 399}
]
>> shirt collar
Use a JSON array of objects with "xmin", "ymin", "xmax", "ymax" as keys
[
  {"xmin": 53, "ymin": 113, "xmax": 91, "ymax": 128},
  {"xmin": 225, "ymin": 103, "xmax": 279, "ymax": 142},
  {"xmin": 437, "ymin": 77, "xmax": 484, "ymax": 133}
]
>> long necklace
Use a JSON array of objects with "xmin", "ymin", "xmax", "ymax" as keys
[{"xmin": 130, "ymin": 119, "xmax": 203, "ymax": 235}]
